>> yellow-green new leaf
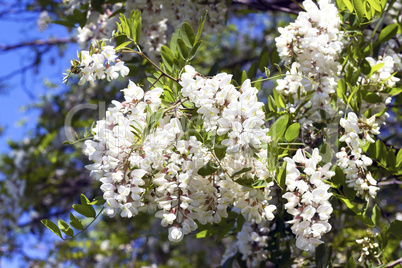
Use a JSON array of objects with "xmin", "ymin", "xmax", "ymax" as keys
[
  {"xmin": 72, "ymin": 204, "xmax": 96, "ymax": 218},
  {"xmin": 41, "ymin": 219, "xmax": 63, "ymax": 239},
  {"xmin": 378, "ymin": 24, "xmax": 399, "ymax": 44},
  {"xmin": 69, "ymin": 212, "xmax": 84, "ymax": 230},
  {"xmin": 58, "ymin": 220, "xmax": 74, "ymax": 237},
  {"xmin": 285, "ymin": 123, "xmax": 300, "ymax": 141}
]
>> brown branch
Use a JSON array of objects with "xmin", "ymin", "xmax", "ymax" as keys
[
  {"xmin": 377, "ymin": 178, "xmax": 402, "ymax": 186},
  {"xmin": 0, "ymin": 37, "xmax": 76, "ymax": 52},
  {"xmin": 386, "ymin": 257, "xmax": 402, "ymax": 267},
  {"xmin": 231, "ymin": 0, "xmax": 302, "ymax": 14}
]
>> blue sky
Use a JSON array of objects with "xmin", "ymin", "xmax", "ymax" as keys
[
  {"xmin": 0, "ymin": 10, "xmax": 78, "ymax": 266},
  {"xmin": 0, "ymin": 13, "xmax": 77, "ymax": 153}
]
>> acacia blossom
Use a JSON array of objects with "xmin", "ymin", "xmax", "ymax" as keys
[
  {"xmin": 66, "ymin": 0, "xmax": 226, "ymax": 53},
  {"xmin": 282, "ymin": 148, "xmax": 334, "ymax": 252},
  {"xmin": 336, "ymin": 112, "xmax": 379, "ymax": 199},
  {"xmin": 221, "ymin": 221, "xmax": 271, "ymax": 267},
  {"xmin": 84, "ymin": 66, "xmax": 276, "ymax": 242},
  {"xmin": 275, "ymin": 0, "xmax": 344, "ymax": 120},
  {"xmin": 76, "ymin": 45, "xmax": 129, "ymax": 85}
]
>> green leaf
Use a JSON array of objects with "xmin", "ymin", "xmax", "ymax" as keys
[
  {"xmin": 264, "ymin": 67, "xmax": 271, "ymax": 78},
  {"xmin": 80, "ymin": 194, "xmax": 90, "ymax": 205},
  {"xmin": 377, "ymin": 24, "xmax": 399, "ymax": 44},
  {"xmin": 268, "ymin": 114, "xmax": 289, "ymax": 140},
  {"xmin": 336, "ymin": 0, "xmax": 346, "ymax": 10},
  {"xmin": 189, "ymin": 40, "xmax": 202, "ymax": 60},
  {"xmin": 389, "ymin": 87, "xmax": 402, "ymax": 96},
  {"xmin": 241, "ymin": 70, "xmax": 248, "ymax": 84},
  {"xmin": 177, "ymin": 38, "xmax": 189, "ymax": 59},
  {"xmin": 268, "ymin": 140, "xmax": 278, "ymax": 173},
  {"xmin": 254, "ymin": 77, "xmax": 263, "ymax": 90},
  {"xmin": 72, "ymin": 204, "xmax": 96, "ymax": 218},
  {"xmin": 235, "ymin": 177, "xmax": 254, "ymax": 187},
  {"xmin": 181, "ymin": 22, "xmax": 195, "ymax": 47},
  {"xmin": 320, "ymin": 143, "xmax": 332, "ymax": 164},
  {"xmin": 70, "ymin": 212, "xmax": 84, "ymax": 230},
  {"xmin": 195, "ymin": 10, "xmax": 207, "ymax": 42},
  {"xmin": 115, "ymin": 41, "xmax": 132, "ymax": 51},
  {"xmin": 160, "ymin": 45, "xmax": 175, "ymax": 71},
  {"xmin": 58, "ymin": 220, "xmax": 74, "ymax": 237},
  {"xmin": 388, "ymin": 220, "xmax": 402, "ymax": 239},
  {"xmin": 195, "ymin": 230, "xmax": 209, "ymax": 238},
  {"xmin": 197, "ymin": 160, "xmax": 218, "ymax": 176},
  {"xmin": 285, "ymin": 123, "xmax": 300, "ymax": 141},
  {"xmin": 133, "ymin": 10, "xmax": 141, "ymax": 43},
  {"xmin": 270, "ymin": 47, "xmax": 280, "ymax": 65},
  {"xmin": 387, "ymin": 149, "xmax": 396, "ymax": 168},
  {"xmin": 337, "ymin": 79, "xmax": 347, "ymax": 99},
  {"xmin": 277, "ymin": 161, "xmax": 287, "ymax": 190},
  {"xmin": 361, "ymin": 59, "xmax": 371, "ymax": 75},
  {"xmin": 372, "ymin": 204, "xmax": 381, "ymax": 226},
  {"xmin": 396, "ymin": 149, "xmax": 402, "ymax": 167},
  {"xmin": 368, "ymin": 0, "xmax": 382, "ymax": 11},
  {"xmin": 90, "ymin": 0, "xmax": 103, "ymax": 13},
  {"xmin": 347, "ymin": 256, "xmax": 356, "ymax": 268},
  {"xmin": 259, "ymin": 46, "xmax": 270, "ymax": 72},
  {"xmin": 252, "ymin": 179, "xmax": 269, "ymax": 188},
  {"xmin": 315, "ymin": 244, "xmax": 332, "ymax": 268},
  {"xmin": 41, "ymin": 219, "xmax": 63, "ymax": 239},
  {"xmin": 368, "ymin": 62, "xmax": 384, "ymax": 77},
  {"xmin": 247, "ymin": 62, "xmax": 258, "ymax": 79},
  {"xmin": 169, "ymin": 29, "xmax": 180, "ymax": 54},
  {"xmin": 232, "ymin": 167, "xmax": 252, "ymax": 178},
  {"xmin": 363, "ymin": 92, "xmax": 382, "ymax": 103},
  {"xmin": 376, "ymin": 140, "xmax": 387, "ymax": 165},
  {"xmin": 332, "ymin": 166, "xmax": 345, "ymax": 186},
  {"xmin": 89, "ymin": 196, "xmax": 106, "ymax": 206},
  {"xmin": 355, "ymin": 214, "xmax": 375, "ymax": 227},
  {"xmin": 214, "ymin": 145, "xmax": 226, "ymax": 160},
  {"xmin": 333, "ymin": 193, "xmax": 359, "ymax": 214},
  {"xmin": 273, "ymin": 88, "xmax": 285, "ymax": 109},
  {"xmin": 343, "ymin": 0, "xmax": 354, "ymax": 12},
  {"xmin": 353, "ymin": 0, "xmax": 365, "ymax": 20}
]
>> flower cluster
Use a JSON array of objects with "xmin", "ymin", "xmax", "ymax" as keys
[
  {"xmin": 359, "ymin": 56, "xmax": 400, "ymax": 125},
  {"xmin": 75, "ymin": 45, "xmax": 129, "ymax": 85},
  {"xmin": 282, "ymin": 148, "xmax": 334, "ymax": 252},
  {"xmin": 180, "ymin": 65, "xmax": 271, "ymax": 154},
  {"xmin": 356, "ymin": 234, "xmax": 381, "ymax": 263},
  {"xmin": 221, "ymin": 221, "xmax": 271, "ymax": 267},
  {"xmin": 84, "ymin": 66, "xmax": 276, "ymax": 242},
  {"xmin": 180, "ymin": 66, "xmax": 276, "ymax": 224},
  {"xmin": 336, "ymin": 112, "xmax": 379, "ymax": 199},
  {"xmin": 69, "ymin": 0, "xmax": 226, "ymax": 53},
  {"xmin": 275, "ymin": 0, "xmax": 343, "ymax": 118}
]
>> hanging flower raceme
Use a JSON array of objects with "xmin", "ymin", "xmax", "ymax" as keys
[
  {"xmin": 221, "ymin": 221, "xmax": 271, "ymax": 267},
  {"xmin": 275, "ymin": 0, "xmax": 344, "ymax": 118},
  {"xmin": 282, "ymin": 148, "xmax": 334, "ymax": 252},
  {"xmin": 71, "ymin": 45, "xmax": 129, "ymax": 85},
  {"xmin": 83, "ymin": 65, "xmax": 276, "ymax": 242},
  {"xmin": 336, "ymin": 112, "xmax": 379, "ymax": 199}
]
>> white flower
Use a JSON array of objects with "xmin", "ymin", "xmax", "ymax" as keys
[
  {"xmin": 168, "ymin": 227, "xmax": 184, "ymax": 242},
  {"xmin": 122, "ymin": 80, "xmax": 144, "ymax": 102}
]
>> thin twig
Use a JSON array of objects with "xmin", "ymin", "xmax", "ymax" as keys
[
  {"xmin": 386, "ymin": 257, "xmax": 402, "ymax": 268},
  {"xmin": 0, "ymin": 37, "xmax": 76, "ymax": 52}
]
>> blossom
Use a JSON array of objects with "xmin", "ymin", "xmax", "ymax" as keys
[
  {"xmin": 282, "ymin": 148, "xmax": 334, "ymax": 252},
  {"xmin": 168, "ymin": 226, "xmax": 184, "ymax": 242},
  {"xmin": 75, "ymin": 46, "xmax": 129, "ymax": 85}
]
